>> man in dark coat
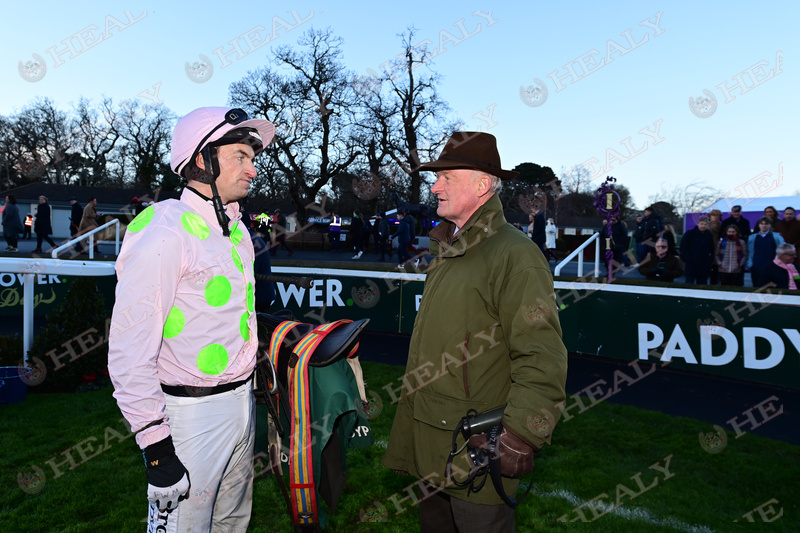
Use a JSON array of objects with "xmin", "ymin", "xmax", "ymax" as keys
[
  {"xmin": 530, "ymin": 209, "xmax": 546, "ymax": 255},
  {"xmin": 634, "ymin": 206, "xmax": 664, "ymax": 261},
  {"xmin": 679, "ymin": 216, "xmax": 716, "ymax": 284},
  {"xmin": 69, "ymin": 197, "xmax": 84, "ymax": 254},
  {"xmin": 372, "ymin": 212, "xmax": 390, "ymax": 261},
  {"xmin": 32, "ymin": 195, "xmax": 57, "ymax": 253},
  {"xmin": 271, "ymin": 208, "xmax": 293, "ymax": 256},
  {"xmin": 2, "ymin": 194, "xmax": 24, "ymax": 252},
  {"xmin": 773, "ymin": 206, "xmax": 799, "ymax": 247},
  {"xmin": 720, "ymin": 205, "xmax": 752, "ymax": 240},
  {"xmin": 392, "ymin": 211, "xmax": 414, "ymax": 267}
]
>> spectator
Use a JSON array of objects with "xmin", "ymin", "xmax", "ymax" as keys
[
  {"xmin": 32, "ymin": 195, "xmax": 57, "ymax": 253},
  {"xmin": 79, "ymin": 196, "xmax": 102, "ymax": 255},
  {"xmin": 634, "ymin": 206, "xmax": 663, "ymax": 261},
  {"xmin": 679, "ymin": 216, "xmax": 716, "ymax": 284},
  {"xmin": 372, "ymin": 212, "xmax": 390, "ymax": 261},
  {"xmin": 23, "ymin": 213, "xmax": 33, "ymax": 239},
  {"xmin": 242, "ymin": 210, "xmax": 276, "ymax": 312},
  {"xmin": 69, "ymin": 196, "xmax": 84, "ymax": 254},
  {"xmin": 271, "ymin": 208, "xmax": 293, "ymax": 257},
  {"xmin": 545, "ymin": 217, "xmax": 558, "ymax": 260},
  {"xmin": 528, "ymin": 209, "xmax": 546, "ymax": 256},
  {"xmin": 708, "ymin": 209, "xmax": 722, "ymax": 242},
  {"xmin": 658, "ymin": 223, "xmax": 677, "ymax": 256},
  {"xmin": 360, "ymin": 210, "xmax": 372, "ymax": 254},
  {"xmin": 762, "ymin": 244, "xmax": 799, "ymax": 290},
  {"xmin": 599, "ymin": 216, "xmax": 628, "ymax": 269},
  {"xmin": 639, "ymin": 238, "xmax": 683, "ymax": 282},
  {"xmin": 350, "ymin": 209, "xmax": 364, "ymax": 259},
  {"xmin": 720, "ymin": 205, "xmax": 751, "ymax": 240},
  {"xmin": 760, "ymin": 205, "xmax": 779, "ymax": 229},
  {"xmin": 256, "ymin": 210, "xmax": 271, "ymax": 239},
  {"xmin": 393, "ymin": 210, "xmax": 414, "ymax": 268},
  {"xmin": 747, "ymin": 217, "xmax": 785, "ymax": 287},
  {"xmin": 773, "ymin": 206, "xmax": 799, "ymax": 247},
  {"xmin": 716, "ymin": 225, "xmax": 748, "ymax": 287},
  {"xmin": 132, "ymin": 196, "xmax": 146, "ymax": 217},
  {"xmin": 2, "ymin": 194, "xmax": 24, "ymax": 252},
  {"xmin": 328, "ymin": 210, "xmax": 342, "ymax": 252}
]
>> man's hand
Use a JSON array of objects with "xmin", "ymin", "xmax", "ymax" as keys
[
  {"xmin": 468, "ymin": 424, "xmax": 537, "ymax": 478},
  {"xmin": 143, "ymin": 436, "xmax": 190, "ymax": 511}
]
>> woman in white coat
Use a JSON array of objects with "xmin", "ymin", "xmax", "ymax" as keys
[{"xmin": 545, "ymin": 218, "xmax": 557, "ymax": 259}]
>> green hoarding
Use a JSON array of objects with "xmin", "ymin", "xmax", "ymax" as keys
[{"xmin": 4, "ymin": 264, "xmax": 798, "ymax": 390}]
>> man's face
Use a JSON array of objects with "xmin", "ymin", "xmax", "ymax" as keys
[
  {"xmin": 784, "ymin": 208, "xmax": 796, "ymax": 221},
  {"xmin": 759, "ymin": 220, "xmax": 771, "ymax": 233},
  {"xmin": 731, "ymin": 209, "xmax": 741, "ymax": 219},
  {"xmin": 431, "ymin": 169, "xmax": 486, "ymax": 228},
  {"xmin": 38, "ymin": 197, "xmax": 45, "ymax": 204},
  {"xmin": 213, "ymin": 143, "xmax": 257, "ymax": 204},
  {"xmin": 698, "ymin": 220, "xmax": 708, "ymax": 231}
]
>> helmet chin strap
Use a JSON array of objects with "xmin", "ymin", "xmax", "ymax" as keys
[{"xmin": 201, "ymin": 145, "xmax": 231, "ymax": 237}]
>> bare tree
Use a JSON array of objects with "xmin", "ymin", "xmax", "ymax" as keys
[
  {"xmin": 648, "ymin": 182, "xmax": 724, "ymax": 216},
  {"xmin": 107, "ymin": 99, "xmax": 174, "ymax": 189},
  {"xmin": 71, "ymin": 98, "xmax": 121, "ymax": 187},
  {"xmin": 364, "ymin": 27, "xmax": 460, "ymax": 204},
  {"xmin": 9, "ymin": 98, "xmax": 72, "ymax": 184},
  {"xmin": 559, "ymin": 164, "xmax": 595, "ymax": 195},
  {"xmin": 230, "ymin": 28, "xmax": 364, "ymax": 222}
]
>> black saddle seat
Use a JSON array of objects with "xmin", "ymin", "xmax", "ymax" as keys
[{"xmin": 256, "ymin": 312, "xmax": 370, "ymax": 370}]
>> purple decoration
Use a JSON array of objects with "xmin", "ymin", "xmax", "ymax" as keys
[{"xmin": 593, "ymin": 177, "xmax": 621, "ymax": 283}]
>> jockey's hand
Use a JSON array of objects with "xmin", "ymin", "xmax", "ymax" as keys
[{"xmin": 143, "ymin": 436, "xmax": 190, "ymax": 511}]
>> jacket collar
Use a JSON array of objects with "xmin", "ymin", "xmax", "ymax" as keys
[{"xmin": 180, "ymin": 188, "xmax": 242, "ymax": 228}]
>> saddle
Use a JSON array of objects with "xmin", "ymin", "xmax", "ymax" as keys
[{"xmin": 254, "ymin": 312, "xmax": 371, "ymax": 532}]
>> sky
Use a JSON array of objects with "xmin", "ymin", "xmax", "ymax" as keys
[{"xmin": 2, "ymin": 0, "xmax": 798, "ymax": 210}]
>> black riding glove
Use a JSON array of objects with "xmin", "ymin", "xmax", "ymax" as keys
[{"xmin": 143, "ymin": 436, "xmax": 190, "ymax": 511}]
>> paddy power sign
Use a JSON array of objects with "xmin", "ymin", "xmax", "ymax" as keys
[{"xmin": 554, "ymin": 283, "xmax": 800, "ymax": 389}]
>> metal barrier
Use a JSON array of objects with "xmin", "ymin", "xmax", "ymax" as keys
[
  {"xmin": 0, "ymin": 257, "xmax": 116, "ymax": 365},
  {"xmin": 553, "ymin": 232, "xmax": 601, "ymax": 278},
  {"xmin": 51, "ymin": 219, "xmax": 121, "ymax": 259}
]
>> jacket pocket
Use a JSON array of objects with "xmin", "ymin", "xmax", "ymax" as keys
[{"xmin": 413, "ymin": 390, "xmax": 488, "ymax": 432}]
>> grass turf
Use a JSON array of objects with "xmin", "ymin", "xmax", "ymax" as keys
[{"xmin": 1, "ymin": 361, "xmax": 797, "ymax": 532}]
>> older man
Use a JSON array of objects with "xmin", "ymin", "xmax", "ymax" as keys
[
  {"xmin": 382, "ymin": 132, "xmax": 568, "ymax": 532},
  {"xmin": 108, "ymin": 107, "xmax": 274, "ymax": 532}
]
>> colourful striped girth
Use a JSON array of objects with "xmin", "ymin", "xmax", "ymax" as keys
[{"xmin": 268, "ymin": 319, "xmax": 358, "ymax": 526}]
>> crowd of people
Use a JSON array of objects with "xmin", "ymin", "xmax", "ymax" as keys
[
  {"xmin": 631, "ymin": 204, "xmax": 799, "ymax": 290},
  {"xmin": 1, "ymin": 194, "xmax": 114, "ymax": 255}
]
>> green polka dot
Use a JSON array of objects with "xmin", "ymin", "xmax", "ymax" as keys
[
  {"xmin": 239, "ymin": 312, "xmax": 250, "ymax": 341},
  {"xmin": 163, "ymin": 307, "xmax": 185, "ymax": 338},
  {"xmin": 230, "ymin": 222, "xmax": 243, "ymax": 246},
  {"xmin": 197, "ymin": 344, "xmax": 228, "ymax": 375},
  {"xmin": 205, "ymin": 276, "xmax": 232, "ymax": 307},
  {"xmin": 232, "ymin": 247, "xmax": 243, "ymax": 273},
  {"xmin": 127, "ymin": 206, "xmax": 154, "ymax": 233},
  {"xmin": 181, "ymin": 212, "xmax": 209, "ymax": 240},
  {"xmin": 246, "ymin": 282, "xmax": 254, "ymax": 313}
]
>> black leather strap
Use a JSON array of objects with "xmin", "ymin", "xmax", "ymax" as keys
[{"xmin": 161, "ymin": 374, "xmax": 252, "ymax": 398}]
